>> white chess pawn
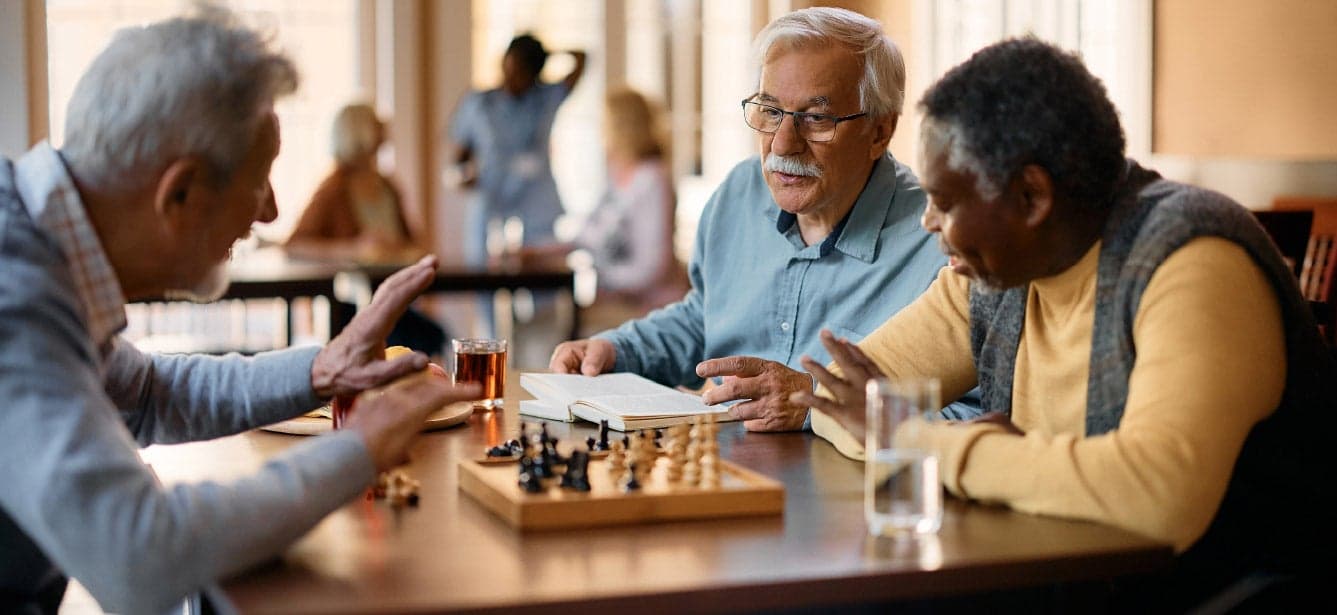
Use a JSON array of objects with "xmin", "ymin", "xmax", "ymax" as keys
[
  {"xmin": 699, "ymin": 453, "xmax": 719, "ymax": 489},
  {"xmin": 608, "ymin": 439, "xmax": 627, "ymax": 482}
]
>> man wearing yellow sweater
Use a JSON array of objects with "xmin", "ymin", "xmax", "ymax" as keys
[{"xmin": 800, "ymin": 38, "xmax": 1336, "ymax": 609}]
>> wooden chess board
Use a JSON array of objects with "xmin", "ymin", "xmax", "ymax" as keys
[{"xmin": 458, "ymin": 454, "xmax": 785, "ymax": 530}]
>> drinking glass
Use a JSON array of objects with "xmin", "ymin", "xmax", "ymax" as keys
[
  {"xmin": 864, "ymin": 377, "xmax": 943, "ymax": 536},
  {"xmin": 452, "ymin": 338, "xmax": 507, "ymax": 409}
]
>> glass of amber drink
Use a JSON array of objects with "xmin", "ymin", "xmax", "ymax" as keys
[{"xmin": 452, "ymin": 338, "xmax": 507, "ymax": 409}]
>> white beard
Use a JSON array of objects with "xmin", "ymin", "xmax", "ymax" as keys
[{"xmin": 163, "ymin": 260, "xmax": 230, "ymax": 303}]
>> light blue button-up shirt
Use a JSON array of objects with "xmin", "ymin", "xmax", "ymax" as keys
[{"xmin": 596, "ymin": 153, "xmax": 967, "ymax": 418}]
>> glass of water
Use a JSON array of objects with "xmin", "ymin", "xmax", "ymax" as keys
[{"xmin": 865, "ymin": 377, "xmax": 943, "ymax": 536}]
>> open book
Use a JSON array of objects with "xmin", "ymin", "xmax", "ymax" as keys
[{"xmin": 519, "ymin": 372, "xmax": 733, "ymax": 431}]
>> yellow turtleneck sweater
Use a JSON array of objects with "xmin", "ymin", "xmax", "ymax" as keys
[{"xmin": 811, "ymin": 237, "xmax": 1285, "ymax": 551}]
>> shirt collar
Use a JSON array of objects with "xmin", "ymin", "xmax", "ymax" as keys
[
  {"xmin": 775, "ymin": 208, "xmax": 853, "ymax": 258},
  {"xmin": 772, "ymin": 153, "xmax": 899, "ymax": 263},
  {"xmin": 15, "ymin": 142, "xmax": 128, "ymax": 346}
]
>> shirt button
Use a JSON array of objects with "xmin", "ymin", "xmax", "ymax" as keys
[{"xmin": 780, "ymin": 322, "xmax": 790, "ymax": 331}]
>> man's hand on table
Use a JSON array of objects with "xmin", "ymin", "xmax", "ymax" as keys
[
  {"xmin": 549, "ymin": 338, "xmax": 617, "ymax": 376},
  {"xmin": 790, "ymin": 329, "xmax": 885, "ymax": 442},
  {"xmin": 311, "ymin": 254, "xmax": 437, "ymax": 399},
  {"xmin": 347, "ymin": 374, "xmax": 481, "ymax": 471},
  {"xmin": 696, "ymin": 356, "xmax": 812, "ymax": 432}
]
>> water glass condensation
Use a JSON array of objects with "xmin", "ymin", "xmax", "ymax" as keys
[
  {"xmin": 452, "ymin": 338, "xmax": 507, "ymax": 409},
  {"xmin": 865, "ymin": 378, "xmax": 943, "ymax": 536}
]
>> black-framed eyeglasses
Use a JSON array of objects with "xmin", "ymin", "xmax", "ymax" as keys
[{"xmin": 741, "ymin": 98, "xmax": 868, "ymax": 143}]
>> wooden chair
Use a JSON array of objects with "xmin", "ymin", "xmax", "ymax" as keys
[{"xmin": 1272, "ymin": 197, "xmax": 1337, "ymax": 344}]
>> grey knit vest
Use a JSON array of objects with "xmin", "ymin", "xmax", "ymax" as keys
[
  {"xmin": 969, "ymin": 160, "xmax": 1336, "ymax": 577},
  {"xmin": 969, "ymin": 161, "xmax": 1335, "ymax": 434}
]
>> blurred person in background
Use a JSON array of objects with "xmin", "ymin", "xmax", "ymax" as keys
[
  {"xmin": 287, "ymin": 102, "xmax": 447, "ymax": 355},
  {"xmin": 449, "ymin": 34, "xmax": 586, "ymax": 342},
  {"xmin": 288, "ymin": 103, "xmax": 422, "ymax": 263},
  {"xmin": 450, "ymin": 33, "xmax": 587, "ymax": 267},
  {"xmin": 527, "ymin": 87, "xmax": 687, "ymax": 328}
]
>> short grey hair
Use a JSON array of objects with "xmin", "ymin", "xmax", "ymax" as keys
[
  {"xmin": 62, "ymin": 8, "xmax": 298, "ymax": 191},
  {"xmin": 752, "ymin": 7, "xmax": 906, "ymax": 119},
  {"xmin": 921, "ymin": 117, "xmax": 1002, "ymax": 201},
  {"xmin": 918, "ymin": 38, "xmax": 1127, "ymax": 210}
]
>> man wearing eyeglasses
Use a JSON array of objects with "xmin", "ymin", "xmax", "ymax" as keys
[{"xmin": 551, "ymin": 7, "xmax": 977, "ymax": 431}]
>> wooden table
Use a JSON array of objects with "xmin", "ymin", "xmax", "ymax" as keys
[
  {"xmin": 141, "ymin": 373, "xmax": 1172, "ymax": 614},
  {"xmin": 338, "ymin": 258, "xmax": 581, "ymax": 341}
]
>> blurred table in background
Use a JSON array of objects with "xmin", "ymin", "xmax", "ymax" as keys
[{"xmin": 127, "ymin": 247, "xmax": 583, "ymax": 353}]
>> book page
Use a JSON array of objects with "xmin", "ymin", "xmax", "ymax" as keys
[
  {"xmin": 521, "ymin": 372, "xmax": 675, "ymax": 405},
  {"xmin": 518, "ymin": 399, "xmax": 573, "ymax": 422},
  {"xmin": 581, "ymin": 392, "xmax": 715, "ymax": 418}
]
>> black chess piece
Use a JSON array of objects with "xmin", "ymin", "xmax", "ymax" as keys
[
  {"xmin": 565, "ymin": 450, "xmax": 591, "ymax": 492},
  {"xmin": 653, "ymin": 428, "xmax": 664, "ymax": 448},
  {"xmin": 624, "ymin": 462, "xmax": 641, "ymax": 491},
  {"xmin": 539, "ymin": 422, "xmax": 551, "ymax": 446},
  {"xmin": 485, "ymin": 444, "xmax": 512, "ymax": 457},
  {"xmin": 534, "ymin": 448, "xmax": 553, "ymax": 479},
  {"xmin": 585, "ymin": 435, "xmax": 597, "ymax": 451},
  {"xmin": 594, "ymin": 420, "xmax": 611, "ymax": 451},
  {"xmin": 559, "ymin": 450, "xmax": 590, "ymax": 491},
  {"xmin": 507, "ymin": 438, "xmax": 523, "ymax": 456},
  {"xmin": 517, "ymin": 457, "xmax": 543, "ymax": 493},
  {"xmin": 549, "ymin": 437, "xmax": 568, "ymax": 466}
]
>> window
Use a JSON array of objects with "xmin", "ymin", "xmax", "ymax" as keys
[
  {"xmin": 921, "ymin": 0, "xmax": 1151, "ymax": 156},
  {"xmin": 45, "ymin": 0, "xmax": 361, "ymax": 242}
]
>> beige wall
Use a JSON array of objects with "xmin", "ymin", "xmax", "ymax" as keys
[
  {"xmin": 1155, "ymin": 0, "xmax": 1337, "ymax": 160},
  {"xmin": 801, "ymin": 0, "xmax": 919, "ymax": 164}
]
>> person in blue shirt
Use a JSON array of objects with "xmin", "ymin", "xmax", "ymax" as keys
[
  {"xmin": 550, "ymin": 7, "xmax": 978, "ymax": 431},
  {"xmin": 449, "ymin": 34, "xmax": 587, "ymax": 266}
]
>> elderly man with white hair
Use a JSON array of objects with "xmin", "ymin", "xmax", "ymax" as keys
[
  {"xmin": 551, "ymin": 7, "xmax": 977, "ymax": 430},
  {"xmin": 0, "ymin": 11, "xmax": 478, "ymax": 614}
]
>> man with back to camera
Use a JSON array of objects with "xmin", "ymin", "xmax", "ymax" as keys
[
  {"xmin": 0, "ymin": 10, "xmax": 480, "ymax": 614},
  {"xmin": 550, "ymin": 7, "xmax": 978, "ymax": 430},
  {"xmin": 798, "ymin": 38, "xmax": 1337, "ymax": 610}
]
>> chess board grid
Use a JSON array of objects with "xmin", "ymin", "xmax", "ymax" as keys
[{"xmin": 458, "ymin": 455, "xmax": 784, "ymax": 530}]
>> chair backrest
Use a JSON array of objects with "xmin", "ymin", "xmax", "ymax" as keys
[
  {"xmin": 1302, "ymin": 234, "xmax": 1336, "ymax": 303},
  {"xmin": 1272, "ymin": 196, "xmax": 1337, "ymax": 303},
  {"xmin": 1273, "ymin": 196, "xmax": 1337, "ymax": 344},
  {"xmin": 1253, "ymin": 210, "xmax": 1313, "ymax": 278}
]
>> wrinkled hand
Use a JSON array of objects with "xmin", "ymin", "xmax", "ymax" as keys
[
  {"xmin": 549, "ymin": 338, "xmax": 617, "ymax": 376},
  {"xmin": 789, "ymin": 329, "xmax": 885, "ymax": 442},
  {"xmin": 346, "ymin": 374, "xmax": 482, "ymax": 471},
  {"xmin": 311, "ymin": 255, "xmax": 438, "ymax": 399},
  {"xmin": 696, "ymin": 356, "xmax": 812, "ymax": 432}
]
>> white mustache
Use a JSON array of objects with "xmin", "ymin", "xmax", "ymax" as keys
[{"xmin": 764, "ymin": 153, "xmax": 821, "ymax": 178}]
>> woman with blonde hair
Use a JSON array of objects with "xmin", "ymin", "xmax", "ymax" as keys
[
  {"xmin": 572, "ymin": 88, "xmax": 684, "ymax": 309},
  {"xmin": 287, "ymin": 103, "xmax": 418, "ymax": 259}
]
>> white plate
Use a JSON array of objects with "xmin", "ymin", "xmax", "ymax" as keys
[{"xmin": 260, "ymin": 401, "xmax": 476, "ymax": 436}]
